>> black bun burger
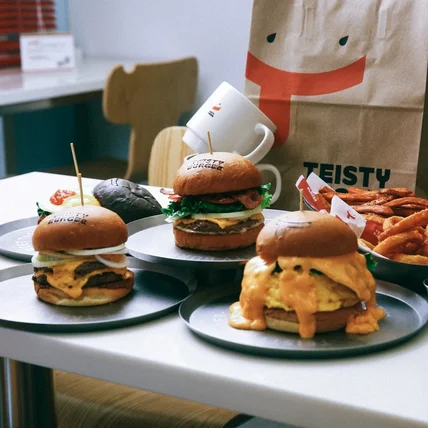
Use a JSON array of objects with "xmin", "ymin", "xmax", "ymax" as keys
[
  {"xmin": 93, "ymin": 178, "xmax": 162, "ymax": 223},
  {"xmin": 162, "ymin": 152, "xmax": 273, "ymax": 251},
  {"xmin": 32, "ymin": 205, "xmax": 134, "ymax": 306},
  {"xmin": 228, "ymin": 211, "xmax": 386, "ymax": 338}
]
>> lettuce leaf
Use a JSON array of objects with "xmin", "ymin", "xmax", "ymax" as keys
[
  {"xmin": 36, "ymin": 202, "xmax": 51, "ymax": 217},
  {"xmin": 364, "ymin": 253, "xmax": 378, "ymax": 272},
  {"xmin": 162, "ymin": 183, "xmax": 273, "ymax": 220}
]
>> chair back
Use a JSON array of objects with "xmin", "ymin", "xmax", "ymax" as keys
[
  {"xmin": 103, "ymin": 57, "xmax": 198, "ymax": 182},
  {"xmin": 148, "ymin": 126, "xmax": 194, "ymax": 188}
]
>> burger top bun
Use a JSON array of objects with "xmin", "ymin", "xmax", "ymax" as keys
[
  {"xmin": 33, "ymin": 205, "xmax": 128, "ymax": 251},
  {"xmin": 93, "ymin": 178, "xmax": 162, "ymax": 223},
  {"xmin": 257, "ymin": 211, "xmax": 358, "ymax": 262},
  {"xmin": 173, "ymin": 152, "xmax": 262, "ymax": 195}
]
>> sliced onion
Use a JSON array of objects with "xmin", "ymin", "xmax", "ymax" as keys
[
  {"xmin": 31, "ymin": 253, "xmax": 79, "ymax": 268},
  {"xmin": 95, "ymin": 254, "xmax": 127, "ymax": 269},
  {"xmin": 66, "ymin": 244, "xmax": 127, "ymax": 256},
  {"xmin": 191, "ymin": 206, "xmax": 262, "ymax": 220},
  {"xmin": 39, "ymin": 251, "xmax": 79, "ymax": 259}
]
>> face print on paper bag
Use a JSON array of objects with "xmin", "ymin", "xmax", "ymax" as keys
[{"xmin": 246, "ymin": 3, "xmax": 371, "ymax": 147}]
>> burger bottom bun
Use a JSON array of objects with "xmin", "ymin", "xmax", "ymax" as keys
[
  {"xmin": 34, "ymin": 272, "xmax": 134, "ymax": 307},
  {"xmin": 173, "ymin": 224, "xmax": 264, "ymax": 251},
  {"xmin": 264, "ymin": 302, "xmax": 363, "ymax": 334}
]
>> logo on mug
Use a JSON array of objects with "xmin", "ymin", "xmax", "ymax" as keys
[{"xmin": 208, "ymin": 103, "xmax": 222, "ymax": 118}]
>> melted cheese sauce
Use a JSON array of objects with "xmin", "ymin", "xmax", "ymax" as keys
[
  {"xmin": 34, "ymin": 256, "xmax": 127, "ymax": 298},
  {"xmin": 228, "ymin": 253, "xmax": 385, "ymax": 339},
  {"xmin": 175, "ymin": 213, "xmax": 263, "ymax": 230},
  {"xmin": 266, "ymin": 272, "xmax": 360, "ymax": 312}
]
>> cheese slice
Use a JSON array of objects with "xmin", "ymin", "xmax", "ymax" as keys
[
  {"xmin": 34, "ymin": 258, "xmax": 127, "ymax": 298},
  {"xmin": 175, "ymin": 213, "xmax": 264, "ymax": 230}
]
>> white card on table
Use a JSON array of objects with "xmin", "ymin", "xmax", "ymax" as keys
[{"xmin": 20, "ymin": 33, "xmax": 75, "ymax": 72}]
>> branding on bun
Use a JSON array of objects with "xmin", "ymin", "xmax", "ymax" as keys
[
  {"xmin": 161, "ymin": 152, "xmax": 273, "ymax": 251},
  {"xmin": 229, "ymin": 211, "xmax": 386, "ymax": 339},
  {"xmin": 186, "ymin": 158, "xmax": 225, "ymax": 171},
  {"xmin": 47, "ymin": 212, "xmax": 89, "ymax": 225}
]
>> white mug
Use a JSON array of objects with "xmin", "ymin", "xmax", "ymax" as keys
[
  {"xmin": 183, "ymin": 82, "xmax": 277, "ymax": 165},
  {"xmin": 183, "ymin": 154, "xmax": 282, "ymax": 204}
]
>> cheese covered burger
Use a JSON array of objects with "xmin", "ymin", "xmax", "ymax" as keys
[
  {"xmin": 162, "ymin": 152, "xmax": 272, "ymax": 251},
  {"xmin": 32, "ymin": 205, "xmax": 134, "ymax": 306},
  {"xmin": 229, "ymin": 211, "xmax": 385, "ymax": 338}
]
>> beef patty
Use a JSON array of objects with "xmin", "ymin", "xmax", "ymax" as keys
[
  {"xmin": 175, "ymin": 217, "xmax": 262, "ymax": 234},
  {"xmin": 33, "ymin": 262, "xmax": 126, "ymax": 288}
]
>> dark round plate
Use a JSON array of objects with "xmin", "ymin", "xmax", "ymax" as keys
[
  {"xmin": 179, "ymin": 281, "xmax": 428, "ymax": 358},
  {"xmin": 126, "ymin": 209, "xmax": 286, "ymax": 269},
  {"xmin": 0, "ymin": 217, "xmax": 37, "ymax": 262},
  {"xmin": 0, "ymin": 258, "xmax": 194, "ymax": 332}
]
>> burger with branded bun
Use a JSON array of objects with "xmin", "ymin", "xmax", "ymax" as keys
[
  {"xmin": 162, "ymin": 152, "xmax": 272, "ymax": 251},
  {"xmin": 228, "ymin": 211, "xmax": 385, "ymax": 339},
  {"xmin": 32, "ymin": 205, "xmax": 134, "ymax": 306}
]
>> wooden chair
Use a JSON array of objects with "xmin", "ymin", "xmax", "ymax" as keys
[
  {"xmin": 148, "ymin": 126, "xmax": 195, "ymax": 188},
  {"xmin": 47, "ymin": 57, "xmax": 198, "ymax": 182},
  {"xmin": 103, "ymin": 57, "xmax": 198, "ymax": 182},
  {"xmin": 55, "ymin": 370, "xmax": 249, "ymax": 428}
]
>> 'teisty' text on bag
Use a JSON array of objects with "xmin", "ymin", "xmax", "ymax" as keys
[{"xmin": 303, "ymin": 162, "xmax": 390, "ymax": 190}]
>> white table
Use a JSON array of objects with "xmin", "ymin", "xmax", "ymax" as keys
[
  {"xmin": 0, "ymin": 56, "xmax": 137, "ymax": 110},
  {"xmin": 0, "ymin": 56, "xmax": 137, "ymax": 176},
  {"xmin": 1, "ymin": 172, "xmax": 428, "ymax": 428}
]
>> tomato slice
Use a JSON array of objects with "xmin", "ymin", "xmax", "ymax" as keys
[{"xmin": 49, "ymin": 189, "xmax": 76, "ymax": 206}]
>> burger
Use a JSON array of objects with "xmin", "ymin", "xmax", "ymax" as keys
[
  {"xmin": 228, "ymin": 211, "xmax": 385, "ymax": 338},
  {"xmin": 92, "ymin": 178, "xmax": 162, "ymax": 223},
  {"xmin": 31, "ymin": 205, "xmax": 134, "ymax": 306},
  {"xmin": 161, "ymin": 152, "xmax": 272, "ymax": 251}
]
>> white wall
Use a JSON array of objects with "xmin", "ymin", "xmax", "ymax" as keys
[{"xmin": 68, "ymin": 0, "xmax": 253, "ymax": 107}]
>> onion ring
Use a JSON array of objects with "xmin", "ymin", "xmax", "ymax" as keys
[
  {"xmin": 373, "ymin": 230, "xmax": 424, "ymax": 256},
  {"xmin": 383, "ymin": 216, "xmax": 404, "ymax": 231},
  {"xmin": 378, "ymin": 209, "xmax": 428, "ymax": 241}
]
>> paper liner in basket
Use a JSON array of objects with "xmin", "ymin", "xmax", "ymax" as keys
[{"xmin": 296, "ymin": 173, "xmax": 381, "ymax": 245}]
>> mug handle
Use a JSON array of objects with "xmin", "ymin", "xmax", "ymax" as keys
[
  {"xmin": 244, "ymin": 123, "xmax": 275, "ymax": 164},
  {"xmin": 256, "ymin": 163, "xmax": 282, "ymax": 204}
]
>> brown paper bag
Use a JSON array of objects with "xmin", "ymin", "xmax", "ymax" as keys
[{"xmin": 245, "ymin": 0, "xmax": 428, "ymax": 210}]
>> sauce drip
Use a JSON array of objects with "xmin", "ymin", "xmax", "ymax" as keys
[{"xmin": 228, "ymin": 252, "xmax": 385, "ymax": 338}]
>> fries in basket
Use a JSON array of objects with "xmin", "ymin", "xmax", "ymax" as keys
[{"xmin": 315, "ymin": 186, "xmax": 428, "ymax": 265}]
